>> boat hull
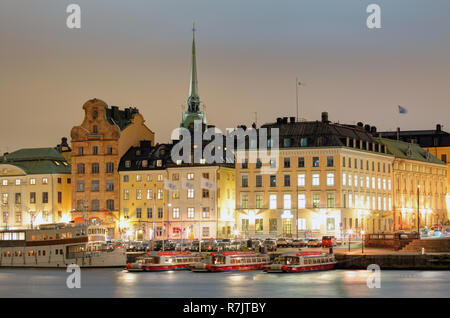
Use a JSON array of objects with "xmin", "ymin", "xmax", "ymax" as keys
[
  {"xmin": 191, "ymin": 263, "xmax": 270, "ymax": 272},
  {"xmin": 265, "ymin": 262, "xmax": 336, "ymax": 273}
]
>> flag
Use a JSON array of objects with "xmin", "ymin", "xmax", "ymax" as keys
[
  {"xmin": 201, "ymin": 177, "xmax": 216, "ymax": 191},
  {"xmin": 398, "ymin": 105, "xmax": 408, "ymax": 114},
  {"xmin": 163, "ymin": 179, "xmax": 178, "ymax": 191},
  {"xmin": 181, "ymin": 178, "xmax": 195, "ymax": 190}
]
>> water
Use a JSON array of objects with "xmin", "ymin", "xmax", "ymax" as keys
[{"xmin": 0, "ymin": 268, "xmax": 449, "ymax": 298}]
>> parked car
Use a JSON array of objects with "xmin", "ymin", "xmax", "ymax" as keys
[
  {"xmin": 276, "ymin": 238, "xmax": 289, "ymax": 248},
  {"xmin": 321, "ymin": 236, "xmax": 337, "ymax": 247},
  {"xmin": 216, "ymin": 240, "xmax": 230, "ymax": 251},
  {"xmin": 292, "ymin": 239, "xmax": 307, "ymax": 248},
  {"xmin": 263, "ymin": 239, "xmax": 277, "ymax": 251},
  {"xmin": 307, "ymin": 239, "xmax": 321, "ymax": 248},
  {"xmin": 229, "ymin": 240, "xmax": 242, "ymax": 251}
]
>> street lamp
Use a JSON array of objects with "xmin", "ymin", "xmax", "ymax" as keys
[
  {"xmin": 348, "ymin": 229, "xmax": 353, "ymax": 252},
  {"xmin": 417, "ymin": 185, "xmax": 421, "ymax": 237},
  {"xmin": 361, "ymin": 230, "xmax": 365, "ymax": 254}
]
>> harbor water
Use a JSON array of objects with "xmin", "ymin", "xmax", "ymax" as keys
[{"xmin": 0, "ymin": 268, "xmax": 449, "ymax": 297}]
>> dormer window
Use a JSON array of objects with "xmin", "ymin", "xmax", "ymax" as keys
[
  {"xmin": 176, "ymin": 160, "xmax": 182, "ymax": 165},
  {"xmin": 142, "ymin": 160, "xmax": 148, "ymax": 167},
  {"xmin": 156, "ymin": 160, "xmax": 162, "ymax": 167},
  {"xmin": 92, "ymin": 125, "xmax": 98, "ymax": 134},
  {"xmin": 125, "ymin": 160, "xmax": 131, "ymax": 168}
]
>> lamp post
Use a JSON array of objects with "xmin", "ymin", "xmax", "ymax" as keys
[
  {"xmin": 417, "ymin": 185, "xmax": 421, "ymax": 237},
  {"xmin": 348, "ymin": 229, "xmax": 353, "ymax": 252},
  {"xmin": 361, "ymin": 230, "xmax": 365, "ymax": 254}
]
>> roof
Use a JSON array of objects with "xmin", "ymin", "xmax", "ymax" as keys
[
  {"xmin": 0, "ymin": 147, "xmax": 71, "ymax": 174},
  {"xmin": 376, "ymin": 138, "xmax": 444, "ymax": 165},
  {"xmin": 380, "ymin": 125, "xmax": 450, "ymax": 147},
  {"xmin": 105, "ymin": 106, "xmax": 140, "ymax": 131}
]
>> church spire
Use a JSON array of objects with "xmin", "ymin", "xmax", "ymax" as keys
[{"xmin": 187, "ymin": 23, "xmax": 200, "ymax": 112}]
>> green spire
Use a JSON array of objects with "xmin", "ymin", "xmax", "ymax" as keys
[{"xmin": 187, "ymin": 23, "xmax": 200, "ymax": 112}]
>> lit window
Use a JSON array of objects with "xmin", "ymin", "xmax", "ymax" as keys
[
  {"xmin": 326, "ymin": 173, "xmax": 334, "ymax": 186},
  {"xmin": 342, "ymin": 173, "xmax": 346, "ymax": 186},
  {"xmin": 172, "ymin": 208, "xmax": 180, "ymax": 218},
  {"xmin": 42, "ymin": 178, "xmax": 48, "ymax": 184},
  {"xmin": 283, "ymin": 194, "xmax": 291, "ymax": 209},
  {"xmin": 30, "ymin": 178, "xmax": 36, "ymax": 185},
  {"xmin": 136, "ymin": 174, "xmax": 142, "ymax": 182},
  {"xmin": 312, "ymin": 174, "xmax": 320, "ymax": 186},
  {"xmin": 157, "ymin": 189, "xmax": 163, "ymax": 200},
  {"xmin": 298, "ymin": 174, "xmax": 305, "ymax": 187},
  {"xmin": 187, "ymin": 189, "xmax": 194, "ymax": 199},
  {"xmin": 298, "ymin": 194, "xmax": 306, "ymax": 209},
  {"xmin": 187, "ymin": 208, "xmax": 194, "ymax": 218},
  {"xmin": 269, "ymin": 194, "xmax": 277, "ymax": 209},
  {"xmin": 187, "ymin": 173, "xmax": 194, "ymax": 180}
]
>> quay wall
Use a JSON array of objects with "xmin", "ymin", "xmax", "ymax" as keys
[{"xmin": 335, "ymin": 253, "xmax": 450, "ymax": 270}]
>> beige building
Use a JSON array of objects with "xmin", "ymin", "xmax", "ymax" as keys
[
  {"xmin": 0, "ymin": 147, "xmax": 72, "ymax": 230},
  {"xmin": 70, "ymin": 98, "xmax": 154, "ymax": 238}
]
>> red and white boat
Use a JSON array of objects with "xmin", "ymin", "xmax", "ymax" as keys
[
  {"xmin": 264, "ymin": 251, "xmax": 336, "ymax": 273},
  {"xmin": 190, "ymin": 251, "xmax": 270, "ymax": 272},
  {"xmin": 126, "ymin": 251, "xmax": 202, "ymax": 272}
]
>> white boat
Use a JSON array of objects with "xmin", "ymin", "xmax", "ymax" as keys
[
  {"xmin": 126, "ymin": 251, "xmax": 203, "ymax": 272},
  {"xmin": 0, "ymin": 223, "xmax": 126, "ymax": 268},
  {"xmin": 264, "ymin": 251, "xmax": 336, "ymax": 273}
]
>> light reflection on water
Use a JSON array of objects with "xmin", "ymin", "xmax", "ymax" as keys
[{"xmin": 0, "ymin": 268, "xmax": 448, "ymax": 298}]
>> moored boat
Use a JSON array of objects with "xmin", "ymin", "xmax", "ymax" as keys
[
  {"xmin": 190, "ymin": 251, "xmax": 270, "ymax": 272},
  {"xmin": 0, "ymin": 223, "xmax": 126, "ymax": 268},
  {"xmin": 264, "ymin": 251, "xmax": 336, "ymax": 273},
  {"xmin": 126, "ymin": 251, "xmax": 203, "ymax": 272}
]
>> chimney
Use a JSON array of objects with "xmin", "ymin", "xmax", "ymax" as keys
[
  {"xmin": 364, "ymin": 124, "xmax": 371, "ymax": 132},
  {"xmin": 370, "ymin": 126, "xmax": 377, "ymax": 134},
  {"xmin": 436, "ymin": 124, "xmax": 442, "ymax": 132},
  {"xmin": 321, "ymin": 112, "xmax": 329, "ymax": 123},
  {"xmin": 276, "ymin": 117, "xmax": 282, "ymax": 124},
  {"xmin": 289, "ymin": 117, "xmax": 295, "ymax": 123},
  {"xmin": 357, "ymin": 122, "xmax": 364, "ymax": 128},
  {"xmin": 396, "ymin": 127, "xmax": 400, "ymax": 140},
  {"xmin": 282, "ymin": 117, "xmax": 288, "ymax": 124}
]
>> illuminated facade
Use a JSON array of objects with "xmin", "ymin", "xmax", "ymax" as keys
[
  {"xmin": 70, "ymin": 98, "xmax": 154, "ymax": 239},
  {"xmin": 0, "ymin": 147, "xmax": 72, "ymax": 230},
  {"xmin": 378, "ymin": 138, "xmax": 448, "ymax": 231}
]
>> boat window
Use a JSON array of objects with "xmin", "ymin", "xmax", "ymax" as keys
[
  {"xmin": 43, "ymin": 250, "xmax": 46, "ymax": 256},
  {"xmin": 60, "ymin": 249, "xmax": 63, "ymax": 255}
]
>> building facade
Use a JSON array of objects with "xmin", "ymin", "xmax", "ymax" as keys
[
  {"xmin": 70, "ymin": 98, "xmax": 154, "ymax": 238},
  {"xmin": 234, "ymin": 114, "xmax": 448, "ymax": 238},
  {"xmin": 0, "ymin": 147, "xmax": 72, "ymax": 230}
]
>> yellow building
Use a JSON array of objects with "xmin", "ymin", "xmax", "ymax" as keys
[
  {"xmin": 0, "ymin": 147, "xmax": 72, "ymax": 229},
  {"xmin": 235, "ymin": 114, "xmax": 394, "ymax": 239},
  {"xmin": 70, "ymin": 98, "xmax": 154, "ymax": 239},
  {"xmin": 378, "ymin": 138, "xmax": 448, "ymax": 231}
]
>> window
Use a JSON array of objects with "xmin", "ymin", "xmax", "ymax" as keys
[
  {"xmin": 326, "ymin": 173, "xmax": 334, "ymax": 186},
  {"xmin": 360, "ymin": 176, "xmax": 364, "ymax": 188},
  {"xmin": 311, "ymin": 217, "xmax": 320, "ymax": 230},
  {"xmin": 327, "ymin": 217, "xmax": 335, "ymax": 231},
  {"xmin": 15, "ymin": 179, "xmax": 21, "ymax": 185},
  {"xmin": 298, "ymin": 218, "xmax": 306, "ymax": 230},
  {"xmin": 172, "ymin": 208, "xmax": 180, "ymax": 219},
  {"xmin": 327, "ymin": 156, "xmax": 334, "ymax": 167},
  {"xmin": 298, "ymin": 174, "xmax": 305, "ymax": 187},
  {"xmin": 146, "ymin": 189, "xmax": 152, "ymax": 200},
  {"xmin": 354, "ymin": 175, "xmax": 358, "ymax": 187},
  {"xmin": 91, "ymin": 200, "xmax": 99, "ymax": 211},
  {"xmin": 269, "ymin": 194, "xmax": 277, "ymax": 209},
  {"xmin": 241, "ymin": 175, "xmax": 249, "ymax": 188},
  {"xmin": 57, "ymin": 178, "xmax": 61, "ymax": 184},
  {"xmin": 366, "ymin": 176, "xmax": 370, "ymax": 189},
  {"xmin": 106, "ymin": 162, "xmax": 114, "ymax": 173},
  {"xmin": 106, "ymin": 180, "xmax": 114, "ymax": 192},
  {"xmin": 441, "ymin": 154, "xmax": 447, "ymax": 163},
  {"xmin": 300, "ymin": 138, "xmax": 307, "ymax": 147},
  {"xmin": 91, "ymin": 180, "xmax": 99, "ymax": 192},
  {"xmin": 157, "ymin": 207, "xmax": 163, "ymax": 219},
  {"xmin": 312, "ymin": 157, "xmax": 320, "ymax": 167},
  {"xmin": 388, "ymin": 179, "xmax": 392, "ymax": 190},
  {"xmin": 269, "ymin": 218, "xmax": 278, "ymax": 232},
  {"xmin": 283, "ymin": 194, "xmax": 291, "ymax": 209},
  {"xmin": 187, "ymin": 173, "xmax": 194, "ymax": 180},
  {"xmin": 187, "ymin": 189, "xmax": 194, "ymax": 199},
  {"xmin": 270, "ymin": 175, "xmax": 276, "ymax": 187},
  {"xmin": 92, "ymin": 146, "xmax": 98, "ymax": 155},
  {"xmin": 312, "ymin": 194, "xmax": 320, "ymax": 208},
  {"xmin": 123, "ymin": 175, "xmax": 129, "ymax": 182},
  {"xmin": 135, "ymin": 174, "xmax": 142, "ymax": 182},
  {"xmin": 157, "ymin": 189, "xmax": 163, "ymax": 200},
  {"xmin": 256, "ymin": 195, "xmax": 263, "ymax": 209},
  {"xmin": 157, "ymin": 174, "xmax": 163, "ymax": 182},
  {"xmin": 383, "ymin": 178, "xmax": 386, "ymax": 190},
  {"xmin": 42, "ymin": 192, "xmax": 48, "ymax": 203},
  {"xmin": 202, "ymin": 207, "xmax": 210, "ymax": 218},
  {"xmin": 57, "ymin": 192, "xmax": 62, "ymax": 204},
  {"xmin": 122, "ymin": 189, "xmax": 129, "ymax": 200},
  {"xmin": 256, "ymin": 158, "xmax": 262, "ymax": 169},
  {"xmin": 327, "ymin": 194, "xmax": 335, "ymax": 208},
  {"xmin": 78, "ymin": 147, "xmax": 84, "ymax": 156},
  {"xmin": 147, "ymin": 208, "xmax": 152, "ymax": 219},
  {"xmin": 242, "ymin": 219, "xmax": 249, "ymax": 232},
  {"xmin": 30, "ymin": 192, "xmax": 36, "ymax": 204},
  {"xmin": 241, "ymin": 159, "xmax": 248, "ymax": 169},
  {"xmin": 202, "ymin": 189, "xmax": 209, "ymax": 198},
  {"xmin": 187, "ymin": 208, "xmax": 194, "ymax": 218},
  {"xmin": 284, "ymin": 175, "xmax": 290, "ymax": 187},
  {"xmin": 77, "ymin": 181, "xmax": 85, "ymax": 192},
  {"xmin": 255, "ymin": 175, "xmax": 262, "ymax": 187},
  {"xmin": 298, "ymin": 157, "xmax": 305, "ymax": 168},
  {"xmin": 91, "ymin": 163, "xmax": 99, "ymax": 174},
  {"xmin": 241, "ymin": 195, "xmax": 249, "ymax": 208},
  {"xmin": 342, "ymin": 173, "xmax": 346, "ymax": 186},
  {"xmin": 372, "ymin": 177, "xmax": 376, "ymax": 189},
  {"xmin": 269, "ymin": 158, "xmax": 277, "ymax": 168},
  {"xmin": 172, "ymin": 190, "xmax": 180, "ymax": 199},
  {"xmin": 312, "ymin": 173, "xmax": 320, "ymax": 186},
  {"xmin": 136, "ymin": 208, "xmax": 142, "ymax": 218},
  {"xmin": 342, "ymin": 157, "xmax": 346, "ymax": 167},
  {"xmin": 255, "ymin": 219, "xmax": 263, "ymax": 231},
  {"xmin": 15, "ymin": 193, "xmax": 21, "ymax": 204},
  {"xmin": 107, "ymin": 146, "xmax": 113, "ymax": 155},
  {"xmin": 298, "ymin": 194, "xmax": 306, "ymax": 209},
  {"xmin": 77, "ymin": 163, "xmax": 85, "ymax": 174},
  {"xmin": 30, "ymin": 178, "xmax": 36, "ymax": 185},
  {"xmin": 136, "ymin": 189, "xmax": 143, "ymax": 200},
  {"xmin": 284, "ymin": 157, "xmax": 290, "ymax": 168},
  {"xmin": 378, "ymin": 178, "xmax": 381, "ymax": 190},
  {"xmin": 125, "ymin": 161, "xmax": 131, "ymax": 168}
]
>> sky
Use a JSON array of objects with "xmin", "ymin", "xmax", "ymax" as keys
[{"xmin": 1, "ymin": 0, "xmax": 449, "ymax": 151}]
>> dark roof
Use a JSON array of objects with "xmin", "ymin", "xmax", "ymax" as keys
[
  {"xmin": 380, "ymin": 126, "xmax": 450, "ymax": 148},
  {"xmin": 105, "ymin": 106, "xmax": 140, "ymax": 131},
  {"xmin": 0, "ymin": 148, "xmax": 71, "ymax": 174}
]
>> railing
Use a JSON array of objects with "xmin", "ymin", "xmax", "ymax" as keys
[{"xmin": 366, "ymin": 233, "xmax": 419, "ymax": 240}]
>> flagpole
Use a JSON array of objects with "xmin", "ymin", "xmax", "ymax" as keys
[{"xmin": 296, "ymin": 77, "xmax": 299, "ymax": 121}]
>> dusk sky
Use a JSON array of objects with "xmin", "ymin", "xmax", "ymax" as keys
[{"xmin": 1, "ymin": 0, "xmax": 449, "ymax": 151}]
